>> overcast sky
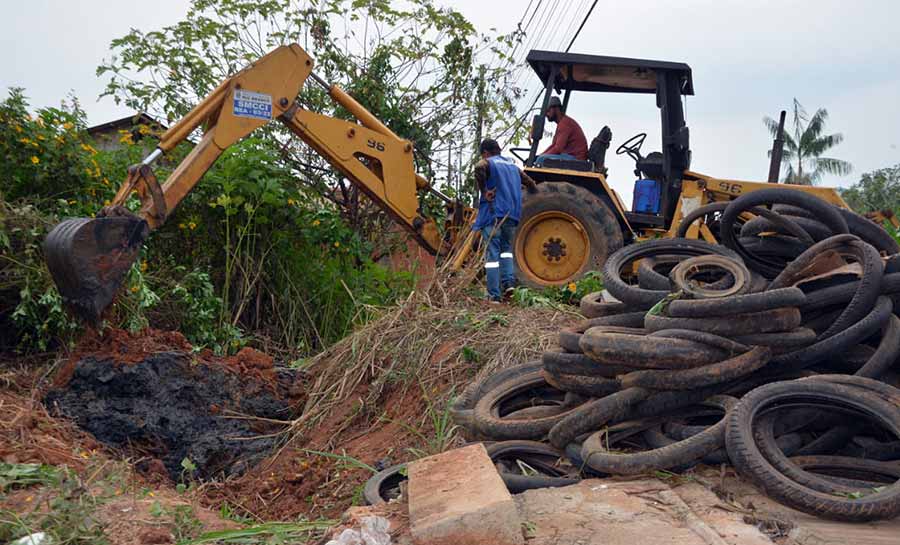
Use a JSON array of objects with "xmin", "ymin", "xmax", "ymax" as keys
[{"xmin": 2, "ymin": 0, "xmax": 898, "ymax": 202}]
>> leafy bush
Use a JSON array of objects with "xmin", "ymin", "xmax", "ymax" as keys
[
  {"xmin": 511, "ymin": 271, "xmax": 604, "ymax": 309},
  {"xmin": 1, "ymin": 90, "xmax": 416, "ymax": 355}
]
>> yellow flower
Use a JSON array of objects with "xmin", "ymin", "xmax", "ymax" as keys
[
  {"xmin": 567, "ymin": 282, "xmax": 577, "ymax": 293},
  {"xmin": 30, "ymin": 156, "xmax": 39, "ymax": 164},
  {"xmin": 312, "ymin": 219, "xmax": 321, "ymax": 226},
  {"xmin": 188, "ymin": 221, "xmax": 197, "ymax": 230},
  {"xmin": 37, "ymin": 135, "xmax": 45, "ymax": 141},
  {"xmin": 138, "ymin": 124, "xmax": 151, "ymax": 135},
  {"xmin": 119, "ymin": 134, "xmax": 134, "ymax": 145},
  {"xmin": 94, "ymin": 167, "xmax": 101, "ymax": 177},
  {"xmin": 81, "ymin": 143, "xmax": 91, "ymax": 152},
  {"xmin": 56, "ymin": 136, "xmax": 65, "ymax": 143},
  {"xmin": 102, "ymin": 178, "xmax": 110, "ymax": 186},
  {"xmin": 333, "ymin": 241, "xmax": 340, "ymax": 248},
  {"xmin": 287, "ymin": 198, "xmax": 295, "ymax": 205},
  {"xmin": 14, "ymin": 125, "xmax": 22, "ymax": 133},
  {"xmin": 80, "ymin": 451, "xmax": 90, "ymax": 459},
  {"xmin": 63, "ymin": 122, "xmax": 74, "ymax": 130},
  {"xmin": 68, "ymin": 199, "xmax": 76, "ymax": 205},
  {"xmin": 178, "ymin": 223, "xmax": 186, "ymax": 230},
  {"xmin": 140, "ymin": 261, "xmax": 147, "ymax": 272},
  {"xmin": 130, "ymin": 286, "xmax": 139, "ymax": 293},
  {"xmin": 103, "ymin": 199, "xmax": 111, "ymax": 206},
  {"xmin": 19, "ymin": 137, "xmax": 30, "ymax": 144}
]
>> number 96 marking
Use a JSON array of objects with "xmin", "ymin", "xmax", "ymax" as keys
[{"xmin": 718, "ymin": 182, "xmax": 743, "ymax": 195}]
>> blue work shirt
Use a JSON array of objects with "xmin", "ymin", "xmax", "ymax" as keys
[{"xmin": 474, "ymin": 155, "xmax": 523, "ymax": 229}]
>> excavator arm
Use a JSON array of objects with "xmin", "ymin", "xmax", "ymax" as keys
[{"xmin": 44, "ymin": 43, "xmax": 452, "ymax": 323}]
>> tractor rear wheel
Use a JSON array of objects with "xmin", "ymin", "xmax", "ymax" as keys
[{"xmin": 515, "ymin": 182, "xmax": 623, "ymax": 288}]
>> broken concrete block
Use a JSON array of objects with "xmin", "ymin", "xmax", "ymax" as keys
[{"xmin": 408, "ymin": 443, "xmax": 523, "ymax": 545}]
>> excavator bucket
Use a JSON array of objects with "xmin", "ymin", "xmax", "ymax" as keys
[{"xmin": 43, "ymin": 214, "xmax": 149, "ymax": 324}]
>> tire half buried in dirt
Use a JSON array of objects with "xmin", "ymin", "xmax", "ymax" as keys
[
  {"xmin": 515, "ymin": 182, "xmax": 623, "ymax": 288},
  {"xmin": 44, "ymin": 352, "xmax": 293, "ymax": 481}
]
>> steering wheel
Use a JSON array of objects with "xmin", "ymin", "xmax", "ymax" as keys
[{"xmin": 616, "ymin": 132, "xmax": 647, "ymax": 161}]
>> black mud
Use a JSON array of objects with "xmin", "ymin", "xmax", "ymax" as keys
[{"xmin": 44, "ymin": 352, "xmax": 295, "ymax": 481}]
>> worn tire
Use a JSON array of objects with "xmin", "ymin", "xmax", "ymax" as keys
[
  {"xmin": 666, "ymin": 287, "xmax": 806, "ymax": 318},
  {"xmin": 579, "ymin": 291, "xmax": 628, "ymax": 318},
  {"xmin": 516, "ymin": 182, "xmax": 624, "ymax": 288},
  {"xmin": 725, "ymin": 380, "xmax": 900, "ymax": 521},
  {"xmin": 473, "ymin": 370, "xmax": 589, "ymax": 440},
  {"xmin": 720, "ymin": 189, "xmax": 849, "ymax": 278},
  {"xmin": 363, "ymin": 463, "xmax": 407, "ymax": 505},
  {"xmin": 645, "ymin": 308, "xmax": 801, "ymax": 336},
  {"xmin": 451, "ymin": 362, "xmax": 543, "ymax": 434},
  {"xmin": 582, "ymin": 396, "xmax": 739, "ymax": 474},
  {"xmin": 620, "ymin": 346, "xmax": 771, "ymax": 390},
  {"xmin": 603, "ymin": 238, "xmax": 743, "ymax": 309},
  {"xmin": 579, "ymin": 330, "xmax": 729, "ymax": 370},
  {"xmin": 542, "ymin": 350, "xmax": 636, "ymax": 378}
]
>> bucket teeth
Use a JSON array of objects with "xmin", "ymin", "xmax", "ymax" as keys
[{"xmin": 43, "ymin": 215, "xmax": 149, "ymax": 324}]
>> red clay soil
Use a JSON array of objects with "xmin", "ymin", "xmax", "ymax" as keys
[
  {"xmin": 202, "ymin": 379, "xmax": 442, "ymax": 520},
  {"xmin": 53, "ymin": 327, "xmax": 279, "ymax": 389}
]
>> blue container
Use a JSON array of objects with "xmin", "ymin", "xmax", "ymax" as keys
[{"xmin": 632, "ymin": 179, "xmax": 661, "ymax": 214}]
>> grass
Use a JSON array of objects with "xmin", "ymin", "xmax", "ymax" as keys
[
  {"xmin": 280, "ymin": 262, "xmax": 572, "ymax": 450},
  {"xmin": 180, "ymin": 520, "xmax": 336, "ymax": 544},
  {"xmin": 0, "ymin": 462, "xmax": 123, "ymax": 545},
  {"xmin": 381, "ymin": 383, "xmax": 460, "ymax": 459}
]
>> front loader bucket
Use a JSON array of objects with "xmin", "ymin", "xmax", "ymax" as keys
[{"xmin": 44, "ymin": 215, "xmax": 149, "ymax": 324}]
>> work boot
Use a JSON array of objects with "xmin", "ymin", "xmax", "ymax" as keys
[{"xmin": 502, "ymin": 280, "xmax": 519, "ymax": 298}]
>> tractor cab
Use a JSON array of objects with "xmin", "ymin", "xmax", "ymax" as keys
[{"xmin": 517, "ymin": 50, "xmax": 694, "ymax": 230}]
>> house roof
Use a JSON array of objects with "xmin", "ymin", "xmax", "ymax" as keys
[{"xmin": 86, "ymin": 112, "xmax": 167, "ymax": 136}]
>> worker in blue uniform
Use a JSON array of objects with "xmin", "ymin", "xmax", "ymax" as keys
[{"xmin": 472, "ymin": 138, "xmax": 538, "ymax": 301}]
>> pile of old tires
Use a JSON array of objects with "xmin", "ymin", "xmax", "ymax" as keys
[{"xmin": 451, "ymin": 188, "xmax": 900, "ymax": 522}]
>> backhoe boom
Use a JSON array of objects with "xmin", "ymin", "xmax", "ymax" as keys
[{"xmin": 44, "ymin": 43, "xmax": 447, "ymax": 323}]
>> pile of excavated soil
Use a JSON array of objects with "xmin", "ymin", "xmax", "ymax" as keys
[
  {"xmin": 201, "ymin": 296, "xmax": 578, "ymax": 520},
  {"xmin": 43, "ymin": 328, "xmax": 302, "ymax": 481}
]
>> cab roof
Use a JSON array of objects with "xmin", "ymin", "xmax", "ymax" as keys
[{"xmin": 526, "ymin": 50, "xmax": 694, "ymax": 95}]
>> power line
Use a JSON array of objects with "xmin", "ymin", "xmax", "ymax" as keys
[
  {"xmin": 502, "ymin": 0, "xmax": 600, "ymax": 150},
  {"xmin": 564, "ymin": 0, "xmax": 599, "ymax": 52}
]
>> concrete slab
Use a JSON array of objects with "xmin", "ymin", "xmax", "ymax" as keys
[
  {"xmin": 514, "ymin": 479, "xmax": 721, "ymax": 545},
  {"xmin": 407, "ymin": 443, "xmax": 523, "ymax": 545}
]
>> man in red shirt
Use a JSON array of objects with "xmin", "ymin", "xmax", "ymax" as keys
[{"xmin": 536, "ymin": 96, "xmax": 588, "ymax": 165}]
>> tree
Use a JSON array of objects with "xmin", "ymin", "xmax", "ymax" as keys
[
  {"xmin": 96, "ymin": 0, "xmax": 524, "ymax": 217},
  {"xmin": 839, "ymin": 164, "xmax": 900, "ymax": 214},
  {"xmin": 764, "ymin": 99, "xmax": 852, "ymax": 185}
]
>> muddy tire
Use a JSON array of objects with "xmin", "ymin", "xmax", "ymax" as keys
[
  {"xmin": 363, "ymin": 463, "xmax": 407, "ymax": 505},
  {"xmin": 725, "ymin": 379, "xmax": 900, "ymax": 521},
  {"xmin": 515, "ymin": 182, "xmax": 623, "ymax": 288}
]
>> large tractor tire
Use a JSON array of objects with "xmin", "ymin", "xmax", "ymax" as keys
[{"xmin": 515, "ymin": 182, "xmax": 624, "ymax": 288}]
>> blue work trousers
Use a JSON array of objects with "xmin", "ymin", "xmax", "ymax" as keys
[{"xmin": 481, "ymin": 219, "xmax": 518, "ymax": 299}]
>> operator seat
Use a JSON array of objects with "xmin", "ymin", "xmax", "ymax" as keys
[
  {"xmin": 637, "ymin": 151, "xmax": 664, "ymax": 180},
  {"xmin": 588, "ymin": 126, "xmax": 612, "ymax": 175}
]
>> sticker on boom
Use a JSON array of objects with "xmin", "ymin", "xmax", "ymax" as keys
[{"xmin": 233, "ymin": 89, "xmax": 272, "ymax": 120}]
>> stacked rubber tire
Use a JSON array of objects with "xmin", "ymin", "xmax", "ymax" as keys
[{"xmin": 451, "ymin": 189, "xmax": 900, "ymax": 522}]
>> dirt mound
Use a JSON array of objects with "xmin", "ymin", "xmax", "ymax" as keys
[
  {"xmin": 44, "ymin": 351, "xmax": 296, "ymax": 480},
  {"xmin": 202, "ymin": 290, "xmax": 577, "ymax": 520}
]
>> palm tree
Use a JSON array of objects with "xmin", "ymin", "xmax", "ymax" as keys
[{"xmin": 764, "ymin": 99, "xmax": 852, "ymax": 185}]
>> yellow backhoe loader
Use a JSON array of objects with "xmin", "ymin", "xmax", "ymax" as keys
[
  {"xmin": 503, "ymin": 50, "xmax": 857, "ymax": 288},
  {"xmin": 44, "ymin": 44, "xmax": 869, "ymax": 323}
]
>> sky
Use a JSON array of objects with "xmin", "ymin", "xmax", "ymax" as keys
[{"xmin": 2, "ymin": 0, "xmax": 898, "ymax": 203}]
